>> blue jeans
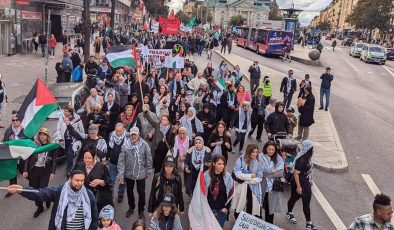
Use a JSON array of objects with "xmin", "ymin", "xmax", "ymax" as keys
[
  {"xmin": 108, "ymin": 163, "xmax": 126, "ymax": 197},
  {"xmin": 65, "ymin": 139, "xmax": 74, "ymax": 173},
  {"xmin": 283, "ymin": 92, "xmax": 294, "ymax": 109},
  {"xmin": 212, "ymin": 209, "xmax": 227, "ymax": 228},
  {"xmin": 320, "ymin": 88, "xmax": 331, "ymax": 108}
]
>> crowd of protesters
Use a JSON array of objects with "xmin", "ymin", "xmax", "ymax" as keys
[{"xmin": 4, "ymin": 24, "xmax": 391, "ymax": 230}]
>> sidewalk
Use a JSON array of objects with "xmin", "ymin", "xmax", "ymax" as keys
[
  {"xmin": 290, "ymin": 45, "xmax": 323, "ymax": 67},
  {"xmin": 215, "ymin": 50, "xmax": 348, "ymax": 173}
]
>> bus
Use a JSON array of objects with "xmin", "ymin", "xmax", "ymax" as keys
[{"xmin": 235, "ymin": 26, "xmax": 293, "ymax": 56}]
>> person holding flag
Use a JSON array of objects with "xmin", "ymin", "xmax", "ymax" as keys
[{"xmin": 204, "ymin": 154, "xmax": 234, "ymax": 228}]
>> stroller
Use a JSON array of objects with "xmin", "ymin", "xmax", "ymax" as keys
[{"xmin": 272, "ymin": 132, "xmax": 298, "ymax": 183}]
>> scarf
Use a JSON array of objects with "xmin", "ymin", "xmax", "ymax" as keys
[
  {"xmin": 108, "ymin": 131, "xmax": 126, "ymax": 148},
  {"xmin": 237, "ymin": 107, "xmax": 250, "ymax": 132},
  {"xmin": 90, "ymin": 95, "xmax": 99, "ymax": 105},
  {"xmin": 107, "ymin": 101, "xmax": 114, "ymax": 111},
  {"xmin": 120, "ymin": 111, "xmax": 136, "ymax": 127},
  {"xmin": 123, "ymin": 137, "xmax": 143, "ymax": 156},
  {"xmin": 191, "ymin": 147, "xmax": 205, "ymax": 170},
  {"xmin": 227, "ymin": 91, "xmax": 235, "ymax": 106},
  {"xmin": 159, "ymin": 124, "xmax": 170, "ymax": 141},
  {"xmin": 293, "ymin": 140, "xmax": 314, "ymax": 180},
  {"xmin": 11, "ymin": 125, "xmax": 22, "ymax": 139},
  {"xmin": 55, "ymin": 181, "xmax": 91, "ymax": 230},
  {"xmin": 173, "ymin": 135, "xmax": 189, "ymax": 168}
]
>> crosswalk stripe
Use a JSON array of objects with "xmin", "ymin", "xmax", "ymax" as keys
[
  {"xmin": 312, "ymin": 184, "xmax": 347, "ymax": 230},
  {"xmin": 383, "ymin": 66, "xmax": 394, "ymax": 78},
  {"xmin": 361, "ymin": 174, "xmax": 394, "ymax": 223}
]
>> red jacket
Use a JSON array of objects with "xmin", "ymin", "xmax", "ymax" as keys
[{"xmin": 49, "ymin": 37, "xmax": 57, "ymax": 48}]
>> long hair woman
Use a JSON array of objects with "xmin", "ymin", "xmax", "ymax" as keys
[
  {"xmin": 149, "ymin": 193, "xmax": 183, "ymax": 230},
  {"xmin": 207, "ymin": 121, "xmax": 232, "ymax": 163},
  {"xmin": 261, "ymin": 141, "xmax": 284, "ymax": 224},
  {"xmin": 231, "ymin": 144, "xmax": 264, "ymax": 219},
  {"xmin": 204, "ymin": 154, "xmax": 234, "ymax": 228}
]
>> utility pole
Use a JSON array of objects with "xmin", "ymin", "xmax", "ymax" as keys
[
  {"xmin": 82, "ymin": 0, "xmax": 91, "ymax": 62},
  {"xmin": 45, "ymin": 9, "xmax": 51, "ymax": 85}
]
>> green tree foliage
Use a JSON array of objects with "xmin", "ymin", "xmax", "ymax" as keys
[
  {"xmin": 175, "ymin": 10, "xmax": 191, "ymax": 24},
  {"xmin": 268, "ymin": 2, "xmax": 283, "ymax": 20},
  {"xmin": 230, "ymin": 15, "xmax": 245, "ymax": 26},
  {"xmin": 317, "ymin": 21, "xmax": 331, "ymax": 31},
  {"xmin": 346, "ymin": 0, "xmax": 392, "ymax": 32},
  {"xmin": 143, "ymin": 0, "xmax": 169, "ymax": 17}
]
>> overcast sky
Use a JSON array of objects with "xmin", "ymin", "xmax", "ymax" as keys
[{"xmin": 168, "ymin": 0, "xmax": 332, "ymax": 26}]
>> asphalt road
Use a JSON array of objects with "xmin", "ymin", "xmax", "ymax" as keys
[{"xmin": 1, "ymin": 41, "xmax": 394, "ymax": 230}]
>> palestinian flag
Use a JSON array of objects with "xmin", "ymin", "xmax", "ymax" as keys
[
  {"xmin": 213, "ymin": 77, "xmax": 226, "ymax": 92},
  {"xmin": 0, "ymin": 139, "xmax": 60, "ymax": 181},
  {"xmin": 18, "ymin": 79, "xmax": 58, "ymax": 138},
  {"xmin": 106, "ymin": 46, "xmax": 136, "ymax": 69}
]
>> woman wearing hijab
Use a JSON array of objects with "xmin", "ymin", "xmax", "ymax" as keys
[
  {"xmin": 180, "ymin": 107, "xmax": 204, "ymax": 146},
  {"xmin": 143, "ymin": 105, "xmax": 175, "ymax": 173},
  {"xmin": 260, "ymin": 141, "xmax": 284, "ymax": 224},
  {"xmin": 197, "ymin": 103, "xmax": 216, "ymax": 143},
  {"xmin": 286, "ymin": 140, "xmax": 318, "ymax": 230},
  {"xmin": 207, "ymin": 120, "xmax": 232, "ymax": 162},
  {"xmin": 184, "ymin": 136, "xmax": 212, "ymax": 196},
  {"xmin": 172, "ymin": 126, "xmax": 189, "ymax": 170}
]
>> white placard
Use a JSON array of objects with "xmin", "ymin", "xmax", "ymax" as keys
[
  {"xmin": 232, "ymin": 211, "xmax": 283, "ymax": 230},
  {"xmin": 165, "ymin": 56, "xmax": 173, "ymax": 68},
  {"xmin": 175, "ymin": 56, "xmax": 184, "ymax": 69},
  {"xmin": 141, "ymin": 46, "xmax": 149, "ymax": 58}
]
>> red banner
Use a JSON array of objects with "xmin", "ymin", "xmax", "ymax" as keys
[
  {"xmin": 159, "ymin": 16, "xmax": 179, "ymax": 35},
  {"xmin": 16, "ymin": 0, "xmax": 29, "ymax": 6}
]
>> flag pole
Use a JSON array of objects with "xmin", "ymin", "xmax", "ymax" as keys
[
  {"xmin": 0, "ymin": 187, "xmax": 39, "ymax": 193},
  {"xmin": 133, "ymin": 44, "xmax": 145, "ymax": 108}
]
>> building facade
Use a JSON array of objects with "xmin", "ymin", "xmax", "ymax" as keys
[
  {"xmin": 90, "ymin": 0, "xmax": 132, "ymax": 25},
  {"xmin": 207, "ymin": 0, "xmax": 273, "ymax": 27},
  {"xmin": 0, "ymin": 0, "xmax": 83, "ymax": 56}
]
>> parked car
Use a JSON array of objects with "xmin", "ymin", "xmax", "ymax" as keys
[
  {"xmin": 342, "ymin": 37, "xmax": 353, "ymax": 46},
  {"xmin": 360, "ymin": 44, "xmax": 386, "ymax": 65},
  {"xmin": 349, "ymin": 42, "xmax": 365, "ymax": 57},
  {"xmin": 386, "ymin": 48, "xmax": 394, "ymax": 60}
]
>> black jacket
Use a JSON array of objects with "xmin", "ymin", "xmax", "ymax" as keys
[
  {"xmin": 20, "ymin": 185, "xmax": 99, "ymax": 230},
  {"xmin": 320, "ymin": 73, "xmax": 333, "ymax": 89},
  {"xmin": 148, "ymin": 171, "xmax": 184, "ymax": 213},
  {"xmin": 220, "ymin": 91, "xmax": 239, "ymax": 109},
  {"xmin": 248, "ymin": 65, "xmax": 261, "ymax": 80},
  {"xmin": 280, "ymin": 76, "xmax": 297, "ymax": 94},
  {"xmin": 24, "ymin": 145, "xmax": 58, "ymax": 174},
  {"xmin": 298, "ymin": 93, "xmax": 315, "ymax": 127},
  {"xmin": 265, "ymin": 104, "xmax": 291, "ymax": 135},
  {"xmin": 85, "ymin": 61, "xmax": 98, "ymax": 75}
]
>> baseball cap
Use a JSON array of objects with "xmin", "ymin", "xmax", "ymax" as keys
[
  {"xmin": 164, "ymin": 155, "xmax": 176, "ymax": 166},
  {"xmin": 38, "ymin": 127, "xmax": 50, "ymax": 135},
  {"xmin": 130, "ymin": 127, "xmax": 139, "ymax": 135},
  {"xmin": 161, "ymin": 193, "xmax": 175, "ymax": 206}
]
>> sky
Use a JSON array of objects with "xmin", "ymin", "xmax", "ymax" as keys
[{"xmin": 167, "ymin": 0, "xmax": 332, "ymax": 26}]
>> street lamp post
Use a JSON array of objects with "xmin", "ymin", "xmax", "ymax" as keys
[{"xmin": 45, "ymin": 9, "xmax": 51, "ymax": 85}]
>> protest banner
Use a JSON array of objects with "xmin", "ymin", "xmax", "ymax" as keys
[
  {"xmin": 148, "ymin": 49, "xmax": 172, "ymax": 57},
  {"xmin": 232, "ymin": 211, "xmax": 283, "ymax": 230},
  {"xmin": 175, "ymin": 56, "xmax": 184, "ymax": 68}
]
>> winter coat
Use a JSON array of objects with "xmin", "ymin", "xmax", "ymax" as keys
[
  {"xmin": 280, "ymin": 76, "xmax": 297, "ymax": 94},
  {"xmin": 149, "ymin": 214, "xmax": 183, "ymax": 230},
  {"xmin": 148, "ymin": 172, "xmax": 184, "ymax": 213},
  {"xmin": 117, "ymin": 138, "xmax": 153, "ymax": 180},
  {"xmin": 20, "ymin": 185, "xmax": 98, "ymax": 230},
  {"xmin": 298, "ymin": 93, "xmax": 315, "ymax": 127},
  {"xmin": 136, "ymin": 112, "xmax": 155, "ymax": 142},
  {"xmin": 53, "ymin": 114, "xmax": 85, "ymax": 151},
  {"xmin": 62, "ymin": 56, "xmax": 73, "ymax": 73},
  {"xmin": 264, "ymin": 104, "xmax": 291, "ymax": 135},
  {"xmin": 248, "ymin": 65, "xmax": 261, "ymax": 80},
  {"xmin": 24, "ymin": 144, "xmax": 58, "ymax": 174}
]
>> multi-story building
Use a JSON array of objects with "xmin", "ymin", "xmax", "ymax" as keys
[
  {"xmin": 90, "ymin": 0, "xmax": 132, "ymax": 25},
  {"xmin": 206, "ymin": 0, "xmax": 274, "ymax": 27}
]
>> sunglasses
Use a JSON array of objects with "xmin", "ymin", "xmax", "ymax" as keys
[
  {"xmin": 179, "ymin": 132, "xmax": 186, "ymax": 134},
  {"xmin": 12, "ymin": 119, "xmax": 19, "ymax": 122}
]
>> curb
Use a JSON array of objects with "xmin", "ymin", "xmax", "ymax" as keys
[
  {"xmin": 290, "ymin": 55, "xmax": 322, "ymax": 66},
  {"xmin": 215, "ymin": 49, "xmax": 349, "ymax": 173}
]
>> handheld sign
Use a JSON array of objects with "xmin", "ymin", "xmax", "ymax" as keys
[{"xmin": 232, "ymin": 211, "xmax": 283, "ymax": 230}]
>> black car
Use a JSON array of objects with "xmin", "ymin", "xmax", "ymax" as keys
[
  {"xmin": 386, "ymin": 48, "xmax": 394, "ymax": 60},
  {"xmin": 341, "ymin": 38, "xmax": 353, "ymax": 46}
]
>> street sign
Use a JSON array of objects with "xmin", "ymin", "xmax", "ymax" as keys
[{"xmin": 16, "ymin": 0, "xmax": 29, "ymax": 6}]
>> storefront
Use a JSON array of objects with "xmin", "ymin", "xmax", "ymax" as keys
[{"xmin": 0, "ymin": 0, "xmax": 15, "ymax": 55}]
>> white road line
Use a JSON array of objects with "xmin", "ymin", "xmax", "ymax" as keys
[
  {"xmin": 367, "ymin": 71, "xmax": 373, "ymax": 74},
  {"xmin": 312, "ymin": 184, "xmax": 347, "ymax": 230},
  {"xmin": 361, "ymin": 174, "xmax": 394, "ymax": 223},
  {"xmin": 361, "ymin": 174, "xmax": 381, "ymax": 195},
  {"xmin": 383, "ymin": 66, "xmax": 394, "ymax": 78}
]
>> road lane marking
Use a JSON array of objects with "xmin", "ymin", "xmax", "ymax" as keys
[
  {"xmin": 383, "ymin": 66, "xmax": 394, "ymax": 78},
  {"xmin": 367, "ymin": 71, "xmax": 373, "ymax": 74},
  {"xmin": 312, "ymin": 184, "xmax": 347, "ymax": 230},
  {"xmin": 361, "ymin": 174, "xmax": 394, "ymax": 223},
  {"xmin": 361, "ymin": 174, "xmax": 381, "ymax": 195}
]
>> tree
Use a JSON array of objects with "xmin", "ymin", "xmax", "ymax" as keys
[
  {"xmin": 346, "ymin": 0, "xmax": 392, "ymax": 32},
  {"xmin": 317, "ymin": 21, "xmax": 331, "ymax": 31},
  {"xmin": 268, "ymin": 2, "xmax": 283, "ymax": 20},
  {"xmin": 143, "ymin": 0, "xmax": 169, "ymax": 17},
  {"xmin": 175, "ymin": 10, "xmax": 191, "ymax": 24},
  {"xmin": 230, "ymin": 15, "xmax": 245, "ymax": 26},
  {"xmin": 82, "ymin": 0, "xmax": 91, "ymax": 62}
]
